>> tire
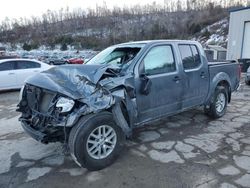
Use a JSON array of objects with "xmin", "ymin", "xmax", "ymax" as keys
[
  {"xmin": 204, "ymin": 86, "xmax": 228, "ymax": 119},
  {"xmin": 245, "ymin": 80, "xmax": 250, "ymax": 85},
  {"xmin": 68, "ymin": 112, "xmax": 125, "ymax": 171}
]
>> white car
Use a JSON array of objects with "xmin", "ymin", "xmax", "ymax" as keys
[
  {"xmin": 246, "ymin": 66, "xmax": 250, "ymax": 85},
  {"xmin": 0, "ymin": 59, "xmax": 52, "ymax": 90}
]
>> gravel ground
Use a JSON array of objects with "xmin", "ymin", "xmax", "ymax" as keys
[{"xmin": 0, "ymin": 80, "xmax": 250, "ymax": 188}]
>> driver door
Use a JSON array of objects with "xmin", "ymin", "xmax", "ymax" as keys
[{"xmin": 135, "ymin": 44, "xmax": 184, "ymax": 124}]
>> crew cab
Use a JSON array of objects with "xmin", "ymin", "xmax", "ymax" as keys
[{"xmin": 17, "ymin": 40, "xmax": 240, "ymax": 170}]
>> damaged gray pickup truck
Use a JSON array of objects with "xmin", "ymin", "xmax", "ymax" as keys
[{"xmin": 17, "ymin": 40, "xmax": 240, "ymax": 170}]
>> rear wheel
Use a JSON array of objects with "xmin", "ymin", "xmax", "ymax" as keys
[
  {"xmin": 204, "ymin": 86, "xmax": 228, "ymax": 119},
  {"xmin": 68, "ymin": 112, "xmax": 125, "ymax": 171},
  {"xmin": 245, "ymin": 80, "xmax": 250, "ymax": 85}
]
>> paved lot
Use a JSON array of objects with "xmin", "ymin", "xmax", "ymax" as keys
[{"xmin": 0, "ymin": 80, "xmax": 250, "ymax": 188}]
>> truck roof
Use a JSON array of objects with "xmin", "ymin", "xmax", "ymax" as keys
[{"xmin": 116, "ymin": 40, "xmax": 199, "ymax": 46}]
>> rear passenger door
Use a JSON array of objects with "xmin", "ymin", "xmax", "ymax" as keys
[{"xmin": 178, "ymin": 44, "xmax": 209, "ymax": 108}]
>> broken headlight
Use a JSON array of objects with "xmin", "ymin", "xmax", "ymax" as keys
[{"xmin": 56, "ymin": 97, "xmax": 75, "ymax": 113}]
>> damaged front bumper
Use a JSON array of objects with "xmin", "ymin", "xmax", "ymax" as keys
[
  {"xmin": 17, "ymin": 65, "xmax": 136, "ymax": 143},
  {"xmin": 17, "ymin": 84, "xmax": 73, "ymax": 143},
  {"xmin": 17, "ymin": 80, "xmax": 117, "ymax": 143},
  {"xmin": 20, "ymin": 119, "xmax": 47, "ymax": 142},
  {"xmin": 18, "ymin": 115, "xmax": 67, "ymax": 143}
]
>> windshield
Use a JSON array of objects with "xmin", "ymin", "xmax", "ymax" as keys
[{"xmin": 87, "ymin": 44, "xmax": 145, "ymax": 68}]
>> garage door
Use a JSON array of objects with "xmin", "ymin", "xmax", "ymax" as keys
[{"xmin": 242, "ymin": 22, "xmax": 250, "ymax": 58}]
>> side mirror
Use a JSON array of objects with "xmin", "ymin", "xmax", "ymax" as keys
[{"xmin": 140, "ymin": 73, "xmax": 152, "ymax": 95}]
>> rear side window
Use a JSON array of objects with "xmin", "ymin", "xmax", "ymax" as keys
[
  {"xmin": 144, "ymin": 45, "xmax": 176, "ymax": 75},
  {"xmin": 179, "ymin": 44, "xmax": 201, "ymax": 70},
  {"xmin": 16, "ymin": 61, "xmax": 41, "ymax": 69},
  {"xmin": 0, "ymin": 61, "xmax": 15, "ymax": 71}
]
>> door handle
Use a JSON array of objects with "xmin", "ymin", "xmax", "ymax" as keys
[
  {"xmin": 173, "ymin": 76, "xmax": 181, "ymax": 83},
  {"xmin": 8, "ymin": 73, "xmax": 15, "ymax": 75},
  {"xmin": 200, "ymin": 72, "xmax": 205, "ymax": 78}
]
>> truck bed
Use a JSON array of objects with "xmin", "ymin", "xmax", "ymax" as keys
[{"xmin": 208, "ymin": 60, "xmax": 240, "ymax": 92}]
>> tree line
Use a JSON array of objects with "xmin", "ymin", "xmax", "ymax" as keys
[{"xmin": 0, "ymin": 0, "xmax": 248, "ymax": 50}]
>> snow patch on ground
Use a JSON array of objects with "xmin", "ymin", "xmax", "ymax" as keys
[
  {"xmin": 234, "ymin": 155, "xmax": 250, "ymax": 172},
  {"xmin": 138, "ymin": 131, "xmax": 161, "ymax": 142},
  {"xmin": 148, "ymin": 150, "xmax": 184, "ymax": 164},
  {"xmin": 175, "ymin": 141, "xmax": 199, "ymax": 159},
  {"xmin": 235, "ymin": 174, "xmax": 250, "ymax": 187},
  {"xmin": 130, "ymin": 149, "xmax": 146, "ymax": 157},
  {"xmin": 60, "ymin": 168, "xmax": 86, "ymax": 176},
  {"xmin": 220, "ymin": 183, "xmax": 237, "ymax": 188},
  {"xmin": 16, "ymin": 161, "xmax": 35, "ymax": 168},
  {"xmin": 151, "ymin": 141, "xmax": 175, "ymax": 150},
  {"xmin": 26, "ymin": 167, "xmax": 52, "ymax": 182},
  {"xmin": 0, "ymin": 137, "xmax": 61, "ymax": 174},
  {"xmin": 0, "ymin": 115, "xmax": 22, "ymax": 137},
  {"xmin": 42, "ymin": 154, "xmax": 65, "ymax": 166},
  {"xmin": 86, "ymin": 171, "xmax": 103, "ymax": 182},
  {"xmin": 184, "ymin": 133, "xmax": 225, "ymax": 153},
  {"xmin": 218, "ymin": 165, "xmax": 240, "ymax": 176}
]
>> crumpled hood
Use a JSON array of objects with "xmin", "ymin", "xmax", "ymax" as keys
[{"xmin": 25, "ymin": 64, "xmax": 119, "ymax": 99}]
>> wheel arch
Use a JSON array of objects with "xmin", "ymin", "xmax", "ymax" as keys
[
  {"xmin": 206, "ymin": 72, "xmax": 232, "ymax": 104},
  {"xmin": 217, "ymin": 80, "xmax": 231, "ymax": 102},
  {"xmin": 68, "ymin": 111, "xmax": 125, "ymax": 170},
  {"xmin": 111, "ymin": 102, "xmax": 132, "ymax": 137}
]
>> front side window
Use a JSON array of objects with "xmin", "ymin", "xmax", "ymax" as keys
[
  {"xmin": 179, "ymin": 44, "xmax": 201, "ymax": 70},
  {"xmin": 144, "ymin": 45, "xmax": 176, "ymax": 75},
  {"xmin": 16, "ymin": 61, "xmax": 41, "ymax": 69},
  {"xmin": 0, "ymin": 61, "xmax": 15, "ymax": 71}
]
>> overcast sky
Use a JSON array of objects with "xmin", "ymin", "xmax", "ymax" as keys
[{"xmin": 0, "ymin": 0, "xmax": 165, "ymax": 22}]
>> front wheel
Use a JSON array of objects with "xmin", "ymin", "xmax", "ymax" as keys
[
  {"xmin": 68, "ymin": 112, "xmax": 125, "ymax": 171},
  {"xmin": 204, "ymin": 86, "xmax": 228, "ymax": 119}
]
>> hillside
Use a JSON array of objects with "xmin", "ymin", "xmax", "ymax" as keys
[
  {"xmin": 0, "ymin": 1, "xmax": 247, "ymax": 51},
  {"xmin": 194, "ymin": 18, "xmax": 229, "ymax": 47}
]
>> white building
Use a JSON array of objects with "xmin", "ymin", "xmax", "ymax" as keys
[{"xmin": 227, "ymin": 7, "xmax": 250, "ymax": 60}]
